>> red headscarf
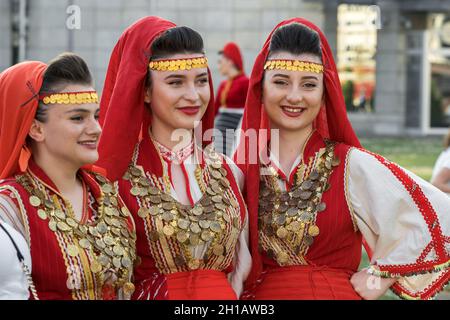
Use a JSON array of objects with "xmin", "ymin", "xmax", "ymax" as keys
[
  {"xmin": 0, "ymin": 61, "xmax": 47, "ymax": 179},
  {"xmin": 97, "ymin": 16, "xmax": 216, "ymax": 181},
  {"xmin": 221, "ymin": 42, "xmax": 244, "ymax": 73},
  {"xmin": 236, "ymin": 18, "xmax": 362, "ymax": 292}
]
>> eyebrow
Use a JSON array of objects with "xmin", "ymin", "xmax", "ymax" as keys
[
  {"xmin": 164, "ymin": 72, "xmax": 208, "ymax": 80},
  {"xmin": 65, "ymin": 108, "xmax": 100, "ymax": 114},
  {"xmin": 272, "ymin": 73, "xmax": 319, "ymax": 80}
]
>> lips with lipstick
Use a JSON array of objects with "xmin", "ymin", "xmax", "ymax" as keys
[
  {"xmin": 177, "ymin": 106, "xmax": 201, "ymax": 116},
  {"xmin": 281, "ymin": 105, "xmax": 306, "ymax": 118},
  {"xmin": 78, "ymin": 140, "xmax": 98, "ymax": 150}
]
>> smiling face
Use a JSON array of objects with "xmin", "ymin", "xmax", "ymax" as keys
[
  {"xmin": 145, "ymin": 53, "xmax": 210, "ymax": 133},
  {"xmin": 262, "ymin": 52, "xmax": 324, "ymax": 134},
  {"xmin": 29, "ymin": 84, "xmax": 102, "ymax": 169}
]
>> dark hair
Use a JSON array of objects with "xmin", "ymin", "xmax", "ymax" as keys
[
  {"xmin": 145, "ymin": 26, "xmax": 205, "ymax": 87},
  {"xmin": 36, "ymin": 52, "xmax": 93, "ymax": 122},
  {"xmin": 269, "ymin": 23, "xmax": 322, "ymax": 60}
]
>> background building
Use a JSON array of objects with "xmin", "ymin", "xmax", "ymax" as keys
[{"xmin": 1, "ymin": 0, "xmax": 450, "ymax": 137}]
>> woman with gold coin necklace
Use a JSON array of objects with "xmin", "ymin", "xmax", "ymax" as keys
[
  {"xmin": 97, "ymin": 17, "xmax": 250, "ymax": 300},
  {"xmin": 236, "ymin": 18, "xmax": 450, "ymax": 300},
  {"xmin": 0, "ymin": 53, "xmax": 136, "ymax": 300}
]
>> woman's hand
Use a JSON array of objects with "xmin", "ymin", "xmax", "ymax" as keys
[{"xmin": 350, "ymin": 268, "xmax": 398, "ymax": 300}]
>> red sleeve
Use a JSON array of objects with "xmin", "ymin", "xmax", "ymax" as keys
[{"xmin": 214, "ymin": 81, "xmax": 225, "ymax": 116}]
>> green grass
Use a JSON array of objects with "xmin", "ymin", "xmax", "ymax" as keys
[{"xmin": 356, "ymin": 137, "xmax": 447, "ymax": 299}]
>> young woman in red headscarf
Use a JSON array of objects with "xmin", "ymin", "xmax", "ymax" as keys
[
  {"xmin": 97, "ymin": 17, "xmax": 250, "ymax": 300},
  {"xmin": 214, "ymin": 42, "xmax": 249, "ymax": 156},
  {"xmin": 0, "ymin": 53, "xmax": 136, "ymax": 300},
  {"xmin": 236, "ymin": 18, "xmax": 450, "ymax": 300}
]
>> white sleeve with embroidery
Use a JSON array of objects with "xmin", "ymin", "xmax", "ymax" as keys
[
  {"xmin": 0, "ymin": 194, "xmax": 26, "ymax": 239},
  {"xmin": 346, "ymin": 148, "xmax": 450, "ymax": 299}
]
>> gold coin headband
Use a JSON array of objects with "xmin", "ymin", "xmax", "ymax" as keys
[
  {"xmin": 39, "ymin": 91, "xmax": 99, "ymax": 105},
  {"xmin": 148, "ymin": 57, "xmax": 208, "ymax": 71},
  {"xmin": 264, "ymin": 60, "xmax": 324, "ymax": 73}
]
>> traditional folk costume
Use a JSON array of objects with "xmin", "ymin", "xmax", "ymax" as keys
[
  {"xmin": 0, "ymin": 61, "xmax": 136, "ymax": 300},
  {"xmin": 237, "ymin": 18, "xmax": 450, "ymax": 300},
  {"xmin": 97, "ymin": 17, "xmax": 250, "ymax": 300},
  {"xmin": 214, "ymin": 42, "xmax": 249, "ymax": 156}
]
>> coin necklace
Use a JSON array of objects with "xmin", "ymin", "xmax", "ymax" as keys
[
  {"xmin": 258, "ymin": 140, "xmax": 340, "ymax": 265},
  {"xmin": 17, "ymin": 171, "xmax": 137, "ymax": 298}
]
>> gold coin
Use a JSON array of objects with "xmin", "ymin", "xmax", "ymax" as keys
[
  {"xmin": 122, "ymin": 257, "xmax": 132, "ymax": 269},
  {"xmin": 79, "ymin": 238, "xmax": 91, "ymax": 249},
  {"xmin": 286, "ymin": 208, "xmax": 298, "ymax": 217},
  {"xmin": 29, "ymin": 196, "xmax": 41, "ymax": 207},
  {"xmin": 176, "ymin": 230, "xmax": 189, "ymax": 243},
  {"xmin": 212, "ymin": 195, "xmax": 223, "ymax": 203},
  {"xmin": 300, "ymin": 191, "xmax": 313, "ymax": 200},
  {"xmin": 104, "ymin": 236, "xmax": 115, "ymax": 246},
  {"xmin": 290, "ymin": 221, "xmax": 301, "ymax": 232},
  {"xmin": 211, "ymin": 162, "xmax": 222, "ymax": 170},
  {"xmin": 57, "ymin": 221, "xmax": 71, "ymax": 232},
  {"xmin": 163, "ymin": 225, "xmax": 174, "ymax": 237},
  {"xmin": 148, "ymin": 187, "xmax": 159, "ymax": 195},
  {"xmin": 162, "ymin": 203, "xmax": 174, "ymax": 211},
  {"xmin": 121, "ymin": 228, "xmax": 130, "ymax": 238},
  {"xmin": 219, "ymin": 168, "xmax": 228, "ymax": 177},
  {"xmin": 308, "ymin": 225, "xmax": 320, "ymax": 237},
  {"xmin": 130, "ymin": 186, "xmax": 141, "ymax": 196},
  {"xmin": 213, "ymin": 244, "xmax": 224, "ymax": 256},
  {"xmin": 215, "ymin": 203, "xmax": 227, "ymax": 211},
  {"xmin": 120, "ymin": 207, "xmax": 130, "ymax": 217},
  {"xmin": 233, "ymin": 217, "xmax": 240, "ymax": 228},
  {"xmin": 123, "ymin": 282, "xmax": 135, "ymax": 296},
  {"xmin": 90, "ymin": 260, "xmax": 102, "ymax": 273},
  {"xmin": 190, "ymin": 222, "xmax": 201, "ymax": 234},
  {"xmin": 139, "ymin": 188, "xmax": 148, "ymax": 197},
  {"xmin": 230, "ymin": 199, "xmax": 239, "ymax": 208},
  {"xmin": 162, "ymin": 211, "xmax": 174, "ymax": 222},
  {"xmin": 201, "ymin": 230, "xmax": 213, "ymax": 241},
  {"xmin": 67, "ymin": 244, "xmax": 79, "ymax": 257},
  {"xmin": 187, "ymin": 259, "xmax": 201, "ymax": 270},
  {"xmin": 97, "ymin": 222, "xmax": 108, "ymax": 234},
  {"xmin": 316, "ymin": 202, "xmax": 326, "ymax": 212},
  {"xmin": 199, "ymin": 220, "xmax": 211, "ymax": 229},
  {"xmin": 138, "ymin": 207, "xmax": 150, "ymax": 218},
  {"xmin": 130, "ymin": 167, "xmax": 142, "ymax": 177},
  {"xmin": 113, "ymin": 245, "xmax": 124, "ymax": 256},
  {"xmin": 276, "ymin": 251, "xmax": 289, "ymax": 265},
  {"xmin": 37, "ymin": 209, "xmax": 47, "ymax": 220},
  {"xmin": 210, "ymin": 221, "xmax": 222, "ymax": 233},
  {"xmin": 211, "ymin": 170, "xmax": 222, "ymax": 179},
  {"xmin": 102, "ymin": 184, "xmax": 113, "ymax": 194},
  {"xmin": 189, "ymin": 234, "xmax": 200, "ymax": 245},
  {"xmin": 149, "ymin": 206, "xmax": 159, "ymax": 216},
  {"xmin": 138, "ymin": 177, "xmax": 150, "ymax": 186},
  {"xmin": 332, "ymin": 156, "xmax": 341, "ymax": 167},
  {"xmin": 66, "ymin": 217, "xmax": 78, "ymax": 228},
  {"xmin": 276, "ymin": 227, "xmax": 288, "ymax": 239},
  {"xmin": 301, "ymin": 180, "xmax": 313, "ymax": 191},
  {"xmin": 112, "ymin": 257, "xmax": 122, "ymax": 269},
  {"xmin": 110, "ymin": 197, "xmax": 118, "ymax": 207},
  {"xmin": 309, "ymin": 170, "xmax": 319, "ymax": 180},
  {"xmin": 177, "ymin": 219, "xmax": 190, "ymax": 230},
  {"xmin": 200, "ymin": 197, "xmax": 212, "ymax": 206},
  {"xmin": 206, "ymin": 187, "xmax": 216, "ymax": 196},
  {"xmin": 192, "ymin": 207, "xmax": 203, "ymax": 216},
  {"xmin": 96, "ymin": 239, "xmax": 106, "ymax": 249},
  {"xmin": 220, "ymin": 178, "xmax": 230, "ymax": 188},
  {"xmin": 222, "ymin": 213, "xmax": 231, "ymax": 223},
  {"xmin": 98, "ymin": 254, "xmax": 110, "ymax": 266},
  {"xmin": 161, "ymin": 194, "xmax": 172, "ymax": 202},
  {"xmin": 54, "ymin": 210, "xmax": 66, "ymax": 220}
]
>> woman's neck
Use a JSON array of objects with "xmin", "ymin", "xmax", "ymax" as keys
[
  {"xmin": 271, "ymin": 125, "xmax": 313, "ymax": 175},
  {"xmin": 227, "ymin": 68, "xmax": 240, "ymax": 80},
  {"xmin": 31, "ymin": 149, "xmax": 80, "ymax": 195},
  {"xmin": 149, "ymin": 122, "xmax": 193, "ymax": 152}
]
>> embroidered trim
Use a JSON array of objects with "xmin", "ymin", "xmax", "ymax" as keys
[
  {"xmin": 343, "ymin": 147, "xmax": 359, "ymax": 232},
  {"xmin": 361, "ymin": 149, "xmax": 449, "ymax": 276}
]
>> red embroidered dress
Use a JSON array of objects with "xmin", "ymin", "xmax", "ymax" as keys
[{"xmin": 0, "ymin": 160, "xmax": 136, "ymax": 300}]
